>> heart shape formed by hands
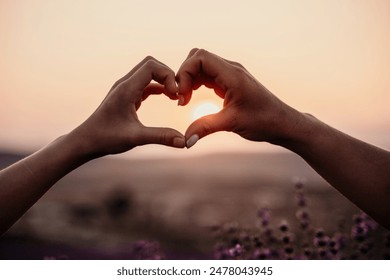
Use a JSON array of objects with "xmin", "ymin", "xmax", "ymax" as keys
[
  {"xmin": 84, "ymin": 48, "xmax": 290, "ymax": 158},
  {"xmin": 175, "ymin": 48, "xmax": 288, "ymax": 149},
  {"xmin": 132, "ymin": 48, "xmax": 288, "ymax": 151}
]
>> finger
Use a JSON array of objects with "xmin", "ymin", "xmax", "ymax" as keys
[
  {"xmin": 142, "ymin": 83, "xmax": 178, "ymax": 101},
  {"xmin": 136, "ymin": 126, "xmax": 185, "ymax": 149},
  {"xmin": 186, "ymin": 47, "xmax": 199, "ymax": 59},
  {"xmin": 110, "ymin": 56, "xmax": 164, "ymax": 92},
  {"xmin": 143, "ymin": 83, "xmax": 165, "ymax": 97},
  {"xmin": 191, "ymin": 74, "xmax": 226, "ymax": 99},
  {"xmin": 175, "ymin": 48, "xmax": 200, "ymax": 105},
  {"xmin": 223, "ymin": 58, "xmax": 245, "ymax": 69},
  {"xmin": 135, "ymin": 83, "xmax": 165, "ymax": 110},
  {"xmin": 175, "ymin": 48, "xmax": 203, "ymax": 105},
  {"xmin": 127, "ymin": 59, "xmax": 178, "ymax": 100},
  {"xmin": 176, "ymin": 49, "xmax": 230, "ymax": 106},
  {"xmin": 185, "ymin": 111, "xmax": 230, "ymax": 148}
]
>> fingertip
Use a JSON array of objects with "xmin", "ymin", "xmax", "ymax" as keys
[
  {"xmin": 176, "ymin": 73, "xmax": 193, "ymax": 106},
  {"xmin": 184, "ymin": 112, "xmax": 226, "ymax": 145},
  {"xmin": 173, "ymin": 136, "xmax": 186, "ymax": 149},
  {"xmin": 186, "ymin": 134, "xmax": 199, "ymax": 149},
  {"xmin": 177, "ymin": 95, "xmax": 185, "ymax": 106},
  {"xmin": 165, "ymin": 75, "xmax": 179, "ymax": 99},
  {"xmin": 177, "ymin": 89, "xmax": 192, "ymax": 106},
  {"xmin": 175, "ymin": 81, "xmax": 179, "ymax": 93},
  {"xmin": 141, "ymin": 127, "xmax": 186, "ymax": 149},
  {"xmin": 184, "ymin": 121, "xmax": 201, "ymax": 146}
]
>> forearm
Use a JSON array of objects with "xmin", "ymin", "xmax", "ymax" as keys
[
  {"xmin": 278, "ymin": 111, "xmax": 390, "ymax": 229},
  {"xmin": 0, "ymin": 130, "xmax": 93, "ymax": 235},
  {"xmin": 0, "ymin": 57, "xmax": 184, "ymax": 236}
]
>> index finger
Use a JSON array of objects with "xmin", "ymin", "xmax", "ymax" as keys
[
  {"xmin": 110, "ymin": 56, "xmax": 171, "ymax": 92},
  {"xmin": 176, "ymin": 49, "xmax": 232, "ymax": 106},
  {"xmin": 121, "ymin": 58, "xmax": 178, "ymax": 102}
]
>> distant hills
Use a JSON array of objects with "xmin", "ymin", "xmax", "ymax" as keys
[{"xmin": 0, "ymin": 151, "xmax": 26, "ymax": 169}]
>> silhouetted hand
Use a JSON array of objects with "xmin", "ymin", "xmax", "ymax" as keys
[
  {"xmin": 176, "ymin": 48, "xmax": 301, "ymax": 148},
  {"xmin": 177, "ymin": 48, "xmax": 390, "ymax": 230},
  {"xmin": 73, "ymin": 56, "xmax": 185, "ymax": 157}
]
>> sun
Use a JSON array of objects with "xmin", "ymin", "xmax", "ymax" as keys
[{"xmin": 191, "ymin": 101, "xmax": 221, "ymax": 121}]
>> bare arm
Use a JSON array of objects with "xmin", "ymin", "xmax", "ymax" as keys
[
  {"xmin": 177, "ymin": 48, "xmax": 390, "ymax": 229},
  {"xmin": 282, "ymin": 113, "xmax": 390, "ymax": 229},
  {"xmin": 0, "ymin": 57, "xmax": 185, "ymax": 235},
  {"xmin": 0, "ymin": 133, "xmax": 91, "ymax": 235}
]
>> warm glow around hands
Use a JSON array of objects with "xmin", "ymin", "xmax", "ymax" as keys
[{"xmin": 190, "ymin": 101, "xmax": 221, "ymax": 121}]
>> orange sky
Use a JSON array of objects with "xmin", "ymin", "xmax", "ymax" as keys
[{"xmin": 1, "ymin": 0, "xmax": 389, "ymax": 157}]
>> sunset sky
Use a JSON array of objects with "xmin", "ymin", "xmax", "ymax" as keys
[{"xmin": 1, "ymin": 0, "xmax": 389, "ymax": 157}]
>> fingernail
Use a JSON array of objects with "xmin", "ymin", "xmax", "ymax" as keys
[
  {"xmin": 175, "ymin": 81, "xmax": 179, "ymax": 92},
  {"xmin": 177, "ymin": 95, "xmax": 185, "ymax": 106},
  {"xmin": 186, "ymin": 134, "xmax": 199, "ymax": 149},
  {"xmin": 173, "ymin": 136, "xmax": 185, "ymax": 148}
]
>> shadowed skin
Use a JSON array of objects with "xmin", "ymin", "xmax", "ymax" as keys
[
  {"xmin": 0, "ymin": 57, "xmax": 185, "ymax": 235},
  {"xmin": 177, "ymin": 48, "xmax": 390, "ymax": 230},
  {"xmin": 0, "ymin": 49, "xmax": 389, "ymax": 236}
]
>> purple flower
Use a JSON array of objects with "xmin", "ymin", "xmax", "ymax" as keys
[
  {"xmin": 281, "ymin": 232, "xmax": 294, "ymax": 245},
  {"xmin": 284, "ymin": 246, "xmax": 294, "ymax": 255},
  {"xmin": 253, "ymin": 236, "xmax": 263, "ymax": 248},
  {"xmin": 313, "ymin": 236, "xmax": 330, "ymax": 247},
  {"xmin": 296, "ymin": 209, "xmax": 311, "ymax": 230},
  {"xmin": 228, "ymin": 243, "xmax": 244, "ymax": 258},
  {"xmin": 253, "ymin": 248, "xmax": 272, "ymax": 260},
  {"xmin": 333, "ymin": 233, "xmax": 348, "ymax": 249},
  {"xmin": 282, "ymin": 235, "xmax": 291, "ymax": 244},
  {"xmin": 213, "ymin": 246, "xmax": 231, "ymax": 260},
  {"xmin": 279, "ymin": 220, "xmax": 289, "ymax": 232},
  {"xmin": 293, "ymin": 177, "xmax": 306, "ymax": 190},
  {"xmin": 132, "ymin": 240, "xmax": 165, "ymax": 260},
  {"xmin": 295, "ymin": 192, "xmax": 308, "ymax": 207},
  {"xmin": 318, "ymin": 248, "xmax": 330, "ymax": 259},
  {"xmin": 351, "ymin": 223, "xmax": 369, "ymax": 241},
  {"xmin": 303, "ymin": 247, "xmax": 312, "ymax": 258},
  {"xmin": 358, "ymin": 243, "xmax": 373, "ymax": 255},
  {"xmin": 299, "ymin": 220, "xmax": 310, "ymax": 230},
  {"xmin": 257, "ymin": 208, "xmax": 271, "ymax": 227},
  {"xmin": 296, "ymin": 209, "xmax": 310, "ymax": 221},
  {"xmin": 314, "ymin": 228, "xmax": 325, "ymax": 238}
]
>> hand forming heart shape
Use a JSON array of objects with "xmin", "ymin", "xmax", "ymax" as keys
[
  {"xmin": 4, "ymin": 48, "xmax": 389, "ymax": 237},
  {"xmin": 176, "ymin": 48, "xmax": 296, "ymax": 149},
  {"xmin": 74, "ymin": 48, "xmax": 297, "ymax": 158}
]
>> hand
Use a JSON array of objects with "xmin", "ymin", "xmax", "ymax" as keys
[
  {"xmin": 176, "ymin": 48, "xmax": 302, "ymax": 148},
  {"xmin": 72, "ymin": 56, "xmax": 186, "ymax": 158}
]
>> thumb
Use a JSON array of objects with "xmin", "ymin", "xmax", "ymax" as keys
[
  {"xmin": 185, "ymin": 112, "xmax": 228, "ymax": 148},
  {"xmin": 138, "ymin": 127, "xmax": 186, "ymax": 148}
]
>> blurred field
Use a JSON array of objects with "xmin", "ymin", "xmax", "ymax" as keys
[{"xmin": 0, "ymin": 151, "xmax": 382, "ymax": 259}]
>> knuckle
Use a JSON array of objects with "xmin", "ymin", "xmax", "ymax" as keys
[
  {"xmin": 118, "ymin": 79, "xmax": 135, "ymax": 96},
  {"xmin": 111, "ymin": 80, "xmax": 121, "ymax": 90},
  {"xmin": 189, "ymin": 47, "xmax": 199, "ymax": 55},
  {"xmin": 114, "ymin": 80, "xmax": 126, "ymax": 93},
  {"xmin": 232, "ymin": 63, "xmax": 244, "ymax": 74},
  {"xmin": 143, "ymin": 55, "xmax": 155, "ymax": 62},
  {"xmin": 203, "ymin": 124, "xmax": 212, "ymax": 136},
  {"xmin": 195, "ymin": 48, "xmax": 209, "ymax": 59},
  {"xmin": 158, "ymin": 131, "xmax": 170, "ymax": 145},
  {"xmin": 144, "ymin": 59, "xmax": 158, "ymax": 69},
  {"xmin": 229, "ymin": 66, "xmax": 246, "ymax": 87},
  {"xmin": 234, "ymin": 61, "xmax": 244, "ymax": 69}
]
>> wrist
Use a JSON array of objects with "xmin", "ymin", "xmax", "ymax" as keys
[
  {"xmin": 61, "ymin": 127, "xmax": 101, "ymax": 163},
  {"xmin": 270, "ymin": 107, "xmax": 321, "ymax": 154}
]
